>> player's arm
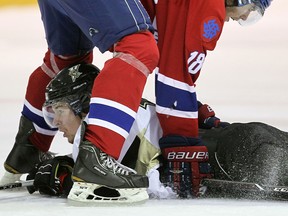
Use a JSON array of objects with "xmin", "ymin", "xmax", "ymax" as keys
[
  {"xmin": 27, "ymin": 156, "xmax": 74, "ymax": 197},
  {"xmin": 198, "ymin": 101, "xmax": 230, "ymax": 129}
]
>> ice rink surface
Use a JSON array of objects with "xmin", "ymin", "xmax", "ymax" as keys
[{"xmin": 0, "ymin": 2, "xmax": 288, "ymax": 215}]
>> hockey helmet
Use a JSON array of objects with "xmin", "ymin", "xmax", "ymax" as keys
[
  {"xmin": 225, "ymin": 0, "xmax": 272, "ymax": 26},
  {"xmin": 43, "ymin": 63, "xmax": 100, "ymax": 127}
]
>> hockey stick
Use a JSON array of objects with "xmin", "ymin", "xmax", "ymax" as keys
[
  {"xmin": 201, "ymin": 178, "xmax": 288, "ymax": 200},
  {"xmin": 0, "ymin": 180, "xmax": 34, "ymax": 190}
]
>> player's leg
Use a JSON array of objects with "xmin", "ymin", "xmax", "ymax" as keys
[
  {"xmin": 56, "ymin": 0, "xmax": 159, "ymax": 203},
  {"xmin": 69, "ymin": 32, "xmax": 158, "ymax": 203},
  {"xmin": 1, "ymin": 0, "xmax": 93, "ymax": 185},
  {"xmin": 153, "ymin": 1, "xmax": 217, "ymax": 197}
]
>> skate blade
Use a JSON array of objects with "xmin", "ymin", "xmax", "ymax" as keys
[{"xmin": 67, "ymin": 182, "xmax": 149, "ymax": 206}]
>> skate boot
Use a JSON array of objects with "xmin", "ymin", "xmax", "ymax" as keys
[
  {"xmin": 68, "ymin": 140, "xmax": 149, "ymax": 204},
  {"xmin": 1, "ymin": 115, "xmax": 54, "ymax": 185}
]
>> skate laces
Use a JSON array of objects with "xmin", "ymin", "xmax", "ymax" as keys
[{"xmin": 100, "ymin": 152, "xmax": 136, "ymax": 175}]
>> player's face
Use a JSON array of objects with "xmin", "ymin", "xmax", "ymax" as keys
[
  {"xmin": 51, "ymin": 102, "xmax": 82, "ymax": 144},
  {"xmin": 225, "ymin": 4, "xmax": 256, "ymax": 22}
]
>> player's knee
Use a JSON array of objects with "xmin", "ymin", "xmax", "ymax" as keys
[
  {"xmin": 115, "ymin": 30, "xmax": 159, "ymax": 74},
  {"xmin": 42, "ymin": 49, "xmax": 93, "ymax": 76},
  {"xmin": 137, "ymin": 31, "xmax": 159, "ymax": 73}
]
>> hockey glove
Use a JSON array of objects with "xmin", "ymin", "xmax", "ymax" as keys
[
  {"xmin": 27, "ymin": 155, "xmax": 74, "ymax": 197},
  {"xmin": 198, "ymin": 101, "xmax": 230, "ymax": 129},
  {"xmin": 159, "ymin": 136, "xmax": 213, "ymax": 198}
]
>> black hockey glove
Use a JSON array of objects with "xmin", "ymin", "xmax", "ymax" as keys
[
  {"xmin": 197, "ymin": 101, "xmax": 230, "ymax": 129},
  {"xmin": 27, "ymin": 155, "xmax": 74, "ymax": 197}
]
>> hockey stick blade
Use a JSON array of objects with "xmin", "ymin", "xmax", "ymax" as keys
[
  {"xmin": 0, "ymin": 180, "xmax": 34, "ymax": 190},
  {"xmin": 201, "ymin": 178, "xmax": 288, "ymax": 201}
]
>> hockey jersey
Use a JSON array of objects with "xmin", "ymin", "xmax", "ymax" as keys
[{"xmin": 141, "ymin": 0, "xmax": 225, "ymax": 138}]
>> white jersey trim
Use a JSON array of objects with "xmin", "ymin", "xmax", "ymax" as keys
[
  {"xmin": 33, "ymin": 123, "xmax": 57, "ymax": 136},
  {"xmin": 90, "ymin": 97, "xmax": 136, "ymax": 118},
  {"xmin": 156, "ymin": 104, "xmax": 198, "ymax": 119},
  {"xmin": 24, "ymin": 100, "xmax": 43, "ymax": 117},
  {"xmin": 88, "ymin": 119, "xmax": 129, "ymax": 138},
  {"xmin": 157, "ymin": 72, "xmax": 196, "ymax": 94}
]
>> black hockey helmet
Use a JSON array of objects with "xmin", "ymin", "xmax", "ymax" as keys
[{"xmin": 43, "ymin": 63, "xmax": 100, "ymax": 127}]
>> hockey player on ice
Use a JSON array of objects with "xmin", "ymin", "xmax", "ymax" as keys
[
  {"xmin": 1, "ymin": 0, "xmax": 281, "ymax": 202},
  {"xmin": 23, "ymin": 63, "xmax": 216, "ymax": 200},
  {"xmin": 2, "ymin": 0, "xmax": 159, "ymax": 204},
  {"xmin": 6, "ymin": 63, "xmax": 287, "ymax": 201},
  {"xmin": 27, "ymin": 63, "xmax": 177, "ymax": 201}
]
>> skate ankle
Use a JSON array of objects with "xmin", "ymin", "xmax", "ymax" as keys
[
  {"xmin": 5, "ymin": 116, "xmax": 54, "ymax": 174},
  {"xmin": 73, "ymin": 141, "xmax": 148, "ymax": 189}
]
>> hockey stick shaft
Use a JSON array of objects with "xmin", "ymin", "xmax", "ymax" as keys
[
  {"xmin": 0, "ymin": 180, "xmax": 34, "ymax": 190},
  {"xmin": 202, "ymin": 178, "xmax": 288, "ymax": 193},
  {"xmin": 201, "ymin": 178, "xmax": 288, "ymax": 199}
]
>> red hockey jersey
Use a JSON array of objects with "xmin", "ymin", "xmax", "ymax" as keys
[{"xmin": 141, "ymin": 0, "xmax": 225, "ymax": 137}]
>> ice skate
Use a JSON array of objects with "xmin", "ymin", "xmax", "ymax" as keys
[
  {"xmin": 1, "ymin": 115, "xmax": 54, "ymax": 185},
  {"xmin": 68, "ymin": 140, "xmax": 149, "ymax": 204}
]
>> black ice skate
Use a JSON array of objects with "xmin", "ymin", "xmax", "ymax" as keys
[
  {"xmin": 1, "ymin": 115, "xmax": 54, "ymax": 185},
  {"xmin": 68, "ymin": 140, "xmax": 149, "ymax": 203}
]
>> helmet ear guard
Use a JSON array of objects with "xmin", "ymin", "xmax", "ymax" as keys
[{"xmin": 43, "ymin": 63, "xmax": 100, "ymax": 127}]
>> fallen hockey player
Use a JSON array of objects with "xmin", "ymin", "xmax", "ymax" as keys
[
  {"xmin": 0, "ymin": 63, "xmax": 215, "ymax": 200},
  {"xmin": 2, "ymin": 63, "xmax": 288, "ymax": 201},
  {"xmin": 2, "ymin": 63, "xmax": 176, "ymax": 201},
  {"xmin": 31, "ymin": 64, "xmax": 288, "ymax": 200}
]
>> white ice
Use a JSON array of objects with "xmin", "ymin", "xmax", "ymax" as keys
[{"xmin": 0, "ymin": 2, "xmax": 288, "ymax": 215}]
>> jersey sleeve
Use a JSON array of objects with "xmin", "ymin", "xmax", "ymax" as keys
[
  {"xmin": 118, "ymin": 99, "xmax": 162, "ymax": 174},
  {"xmin": 134, "ymin": 99, "xmax": 162, "ymax": 175}
]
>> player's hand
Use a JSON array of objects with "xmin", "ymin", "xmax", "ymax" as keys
[
  {"xmin": 27, "ymin": 156, "xmax": 74, "ymax": 197},
  {"xmin": 202, "ymin": 116, "xmax": 230, "ymax": 128},
  {"xmin": 198, "ymin": 102, "xmax": 230, "ymax": 129}
]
